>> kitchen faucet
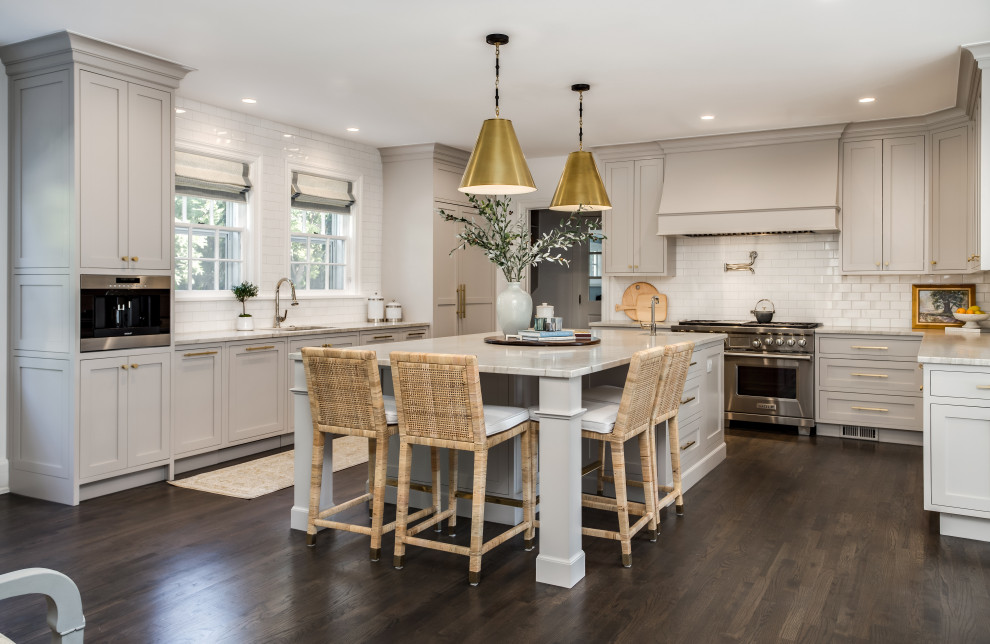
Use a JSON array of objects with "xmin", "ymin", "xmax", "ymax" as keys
[
  {"xmin": 650, "ymin": 296, "xmax": 661, "ymax": 336},
  {"xmin": 274, "ymin": 277, "xmax": 299, "ymax": 328}
]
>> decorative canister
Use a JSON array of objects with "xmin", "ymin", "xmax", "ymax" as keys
[
  {"xmin": 367, "ymin": 292, "xmax": 385, "ymax": 322},
  {"xmin": 535, "ymin": 302, "xmax": 555, "ymax": 318},
  {"xmin": 385, "ymin": 300, "xmax": 403, "ymax": 322}
]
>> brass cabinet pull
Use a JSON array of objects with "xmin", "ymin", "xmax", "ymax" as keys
[
  {"xmin": 130, "ymin": 363, "xmax": 139, "ymax": 369},
  {"xmin": 976, "ymin": 386, "xmax": 990, "ymax": 390},
  {"xmin": 373, "ymin": 335, "xmax": 393, "ymax": 340},
  {"xmin": 245, "ymin": 345, "xmax": 275, "ymax": 352},
  {"xmin": 120, "ymin": 364, "xmax": 128, "ymax": 370},
  {"xmin": 931, "ymin": 260, "xmax": 937, "ymax": 265},
  {"xmin": 680, "ymin": 440, "xmax": 696, "ymax": 451},
  {"xmin": 131, "ymin": 256, "xmax": 139, "ymax": 262},
  {"xmin": 121, "ymin": 256, "xmax": 128, "ymax": 262},
  {"xmin": 689, "ymin": 361, "xmax": 697, "ymax": 367},
  {"xmin": 850, "ymin": 345, "xmax": 888, "ymax": 350},
  {"xmin": 851, "ymin": 373, "xmax": 889, "ymax": 378},
  {"xmin": 321, "ymin": 343, "xmax": 333, "ymax": 348},
  {"xmin": 680, "ymin": 396, "xmax": 696, "ymax": 405},
  {"xmin": 852, "ymin": 406, "xmax": 888, "ymax": 412},
  {"xmin": 875, "ymin": 261, "xmax": 881, "ymax": 267},
  {"xmin": 183, "ymin": 350, "xmax": 218, "ymax": 357}
]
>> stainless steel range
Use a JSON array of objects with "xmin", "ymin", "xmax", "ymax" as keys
[{"xmin": 672, "ymin": 320, "xmax": 822, "ymax": 433}]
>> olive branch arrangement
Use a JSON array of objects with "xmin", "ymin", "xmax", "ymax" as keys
[{"xmin": 439, "ymin": 195, "xmax": 603, "ymax": 283}]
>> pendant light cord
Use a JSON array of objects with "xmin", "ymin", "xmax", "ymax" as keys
[
  {"xmin": 494, "ymin": 43, "xmax": 501, "ymax": 118},
  {"xmin": 578, "ymin": 90, "xmax": 584, "ymax": 151}
]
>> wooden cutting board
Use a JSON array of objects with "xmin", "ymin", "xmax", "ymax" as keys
[
  {"xmin": 635, "ymin": 293, "xmax": 667, "ymax": 324},
  {"xmin": 614, "ymin": 282, "xmax": 662, "ymax": 321}
]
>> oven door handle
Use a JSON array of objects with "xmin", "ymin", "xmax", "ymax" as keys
[{"xmin": 724, "ymin": 351, "xmax": 813, "ymax": 361}]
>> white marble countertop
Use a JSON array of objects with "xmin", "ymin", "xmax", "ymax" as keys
[
  {"xmin": 816, "ymin": 326, "xmax": 924, "ymax": 337},
  {"xmin": 174, "ymin": 320, "xmax": 430, "ymax": 347},
  {"xmin": 919, "ymin": 331, "xmax": 990, "ymax": 366},
  {"xmin": 290, "ymin": 328, "xmax": 725, "ymax": 378},
  {"xmin": 589, "ymin": 320, "xmax": 673, "ymax": 329}
]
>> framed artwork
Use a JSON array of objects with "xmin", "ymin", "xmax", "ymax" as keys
[{"xmin": 912, "ymin": 284, "xmax": 975, "ymax": 329}]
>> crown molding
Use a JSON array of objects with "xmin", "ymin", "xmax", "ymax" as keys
[
  {"xmin": 658, "ymin": 124, "xmax": 846, "ymax": 154},
  {"xmin": 379, "ymin": 142, "xmax": 469, "ymax": 167}
]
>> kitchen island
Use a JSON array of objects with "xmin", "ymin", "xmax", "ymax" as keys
[{"xmin": 289, "ymin": 328, "xmax": 726, "ymax": 588}]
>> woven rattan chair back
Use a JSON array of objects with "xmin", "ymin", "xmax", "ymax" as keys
[
  {"xmin": 390, "ymin": 352, "xmax": 486, "ymax": 444},
  {"xmin": 301, "ymin": 347, "xmax": 388, "ymax": 435},
  {"xmin": 611, "ymin": 345, "xmax": 668, "ymax": 440},
  {"xmin": 654, "ymin": 341, "xmax": 696, "ymax": 423}
]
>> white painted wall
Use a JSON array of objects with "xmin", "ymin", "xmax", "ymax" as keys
[
  {"xmin": 1, "ymin": 62, "xmax": 9, "ymax": 493},
  {"xmin": 173, "ymin": 99, "xmax": 384, "ymax": 332}
]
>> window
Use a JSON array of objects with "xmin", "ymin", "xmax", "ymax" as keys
[
  {"xmin": 174, "ymin": 196, "xmax": 246, "ymax": 291},
  {"xmin": 589, "ymin": 229, "xmax": 603, "ymax": 302},
  {"xmin": 289, "ymin": 171, "xmax": 356, "ymax": 291},
  {"xmin": 290, "ymin": 208, "xmax": 351, "ymax": 290}
]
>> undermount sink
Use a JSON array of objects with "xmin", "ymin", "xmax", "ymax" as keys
[{"xmin": 272, "ymin": 324, "xmax": 335, "ymax": 332}]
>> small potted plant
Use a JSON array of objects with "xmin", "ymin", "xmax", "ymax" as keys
[{"xmin": 232, "ymin": 281, "xmax": 259, "ymax": 331}]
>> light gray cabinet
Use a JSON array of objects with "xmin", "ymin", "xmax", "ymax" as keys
[
  {"xmin": 931, "ymin": 125, "xmax": 979, "ymax": 273},
  {"xmin": 433, "ymin": 202, "xmax": 496, "ymax": 338},
  {"xmin": 603, "ymin": 158, "xmax": 672, "ymax": 276},
  {"xmin": 227, "ymin": 340, "xmax": 287, "ymax": 444},
  {"xmin": 173, "ymin": 347, "xmax": 224, "ymax": 456},
  {"xmin": 79, "ymin": 352, "xmax": 170, "ymax": 480},
  {"xmin": 841, "ymin": 136, "xmax": 926, "ymax": 274}
]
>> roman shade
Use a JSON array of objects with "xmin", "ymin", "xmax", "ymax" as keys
[
  {"xmin": 175, "ymin": 151, "xmax": 251, "ymax": 202},
  {"xmin": 291, "ymin": 172, "xmax": 355, "ymax": 213}
]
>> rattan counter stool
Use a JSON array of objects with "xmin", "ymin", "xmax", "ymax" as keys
[
  {"xmin": 389, "ymin": 351, "xmax": 536, "ymax": 586},
  {"xmin": 301, "ymin": 347, "xmax": 441, "ymax": 562}
]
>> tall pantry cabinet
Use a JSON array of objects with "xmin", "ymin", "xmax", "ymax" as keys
[{"xmin": 1, "ymin": 32, "xmax": 191, "ymax": 504}]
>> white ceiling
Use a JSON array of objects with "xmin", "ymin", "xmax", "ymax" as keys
[{"xmin": 2, "ymin": 1, "xmax": 989, "ymax": 157}]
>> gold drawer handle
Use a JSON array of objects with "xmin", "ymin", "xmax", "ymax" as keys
[
  {"xmin": 183, "ymin": 350, "xmax": 218, "ymax": 357},
  {"xmin": 689, "ymin": 361, "xmax": 697, "ymax": 367},
  {"xmin": 120, "ymin": 364, "xmax": 128, "ymax": 370},
  {"xmin": 852, "ymin": 406, "xmax": 888, "ymax": 412},
  {"xmin": 850, "ymin": 346, "xmax": 888, "ymax": 350},
  {"xmin": 851, "ymin": 373, "xmax": 889, "ymax": 378},
  {"xmin": 131, "ymin": 363, "xmax": 139, "ymax": 369},
  {"xmin": 246, "ymin": 345, "xmax": 275, "ymax": 352},
  {"xmin": 121, "ymin": 256, "xmax": 128, "ymax": 262},
  {"xmin": 977, "ymin": 386, "xmax": 990, "ymax": 390},
  {"xmin": 680, "ymin": 440, "xmax": 696, "ymax": 451},
  {"xmin": 373, "ymin": 335, "xmax": 393, "ymax": 340},
  {"xmin": 321, "ymin": 343, "xmax": 334, "ymax": 348},
  {"xmin": 407, "ymin": 332, "xmax": 425, "ymax": 337},
  {"xmin": 680, "ymin": 396, "xmax": 696, "ymax": 405},
  {"xmin": 131, "ymin": 256, "xmax": 139, "ymax": 262}
]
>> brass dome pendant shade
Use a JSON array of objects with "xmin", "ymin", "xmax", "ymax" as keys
[
  {"xmin": 459, "ymin": 34, "xmax": 536, "ymax": 195},
  {"xmin": 550, "ymin": 84, "xmax": 612, "ymax": 211}
]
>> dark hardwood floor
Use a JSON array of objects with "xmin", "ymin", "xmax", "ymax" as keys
[{"xmin": 3, "ymin": 430, "xmax": 990, "ymax": 643}]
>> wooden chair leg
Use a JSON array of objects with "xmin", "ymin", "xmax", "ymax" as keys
[
  {"xmin": 393, "ymin": 439, "xmax": 413, "ymax": 569},
  {"xmin": 610, "ymin": 441, "xmax": 632, "ymax": 567},
  {"xmin": 639, "ymin": 430, "xmax": 658, "ymax": 541},
  {"xmin": 369, "ymin": 433, "xmax": 389, "ymax": 561},
  {"xmin": 649, "ymin": 422, "xmax": 662, "ymax": 526},
  {"xmin": 447, "ymin": 448, "xmax": 459, "ymax": 536},
  {"xmin": 596, "ymin": 440, "xmax": 608, "ymax": 495},
  {"xmin": 430, "ymin": 447, "xmax": 443, "ymax": 532},
  {"xmin": 367, "ymin": 437, "xmax": 377, "ymax": 518},
  {"xmin": 521, "ymin": 424, "xmax": 535, "ymax": 550},
  {"xmin": 468, "ymin": 449, "xmax": 489, "ymax": 585},
  {"xmin": 307, "ymin": 431, "xmax": 326, "ymax": 547},
  {"xmin": 668, "ymin": 415, "xmax": 684, "ymax": 515}
]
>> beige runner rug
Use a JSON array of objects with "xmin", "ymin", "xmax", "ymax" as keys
[{"xmin": 169, "ymin": 436, "xmax": 369, "ymax": 499}]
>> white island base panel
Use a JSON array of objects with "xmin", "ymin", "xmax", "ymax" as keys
[
  {"xmin": 288, "ymin": 329, "xmax": 726, "ymax": 588},
  {"xmin": 940, "ymin": 513, "xmax": 990, "ymax": 541}
]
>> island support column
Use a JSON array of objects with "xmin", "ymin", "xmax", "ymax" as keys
[
  {"xmin": 290, "ymin": 355, "xmax": 334, "ymax": 532},
  {"xmin": 534, "ymin": 374, "xmax": 586, "ymax": 588}
]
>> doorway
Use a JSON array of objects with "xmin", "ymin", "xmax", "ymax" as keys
[{"xmin": 529, "ymin": 209, "xmax": 603, "ymax": 329}]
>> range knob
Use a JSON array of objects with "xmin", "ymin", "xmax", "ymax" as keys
[
  {"xmin": 798, "ymin": 338, "xmax": 807, "ymax": 347},
  {"xmin": 775, "ymin": 337, "xmax": 784, "ymax": 346},
  {"xmin": 752, "ymin": 339, "xmax": 762, "ymax": 348},
  {"xmin": 763, "ymin": 337, "xmax": 774, "ymax": 346},
  {"xmin": 786, "ymin": 338, "xmax": 796, "ymax": 347}
]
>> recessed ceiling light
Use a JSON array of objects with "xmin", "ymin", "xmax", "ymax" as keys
[
  {"xmin": 346, "ymin": 127, "xmax": 360, "ymax": 132},
  {"xmin": 700, "ymin": 115, "xmax": 715, "ymax": 120},
  {"xmin": 241, "ymin": 98, "xmax": 257, "ymax": 104},
  {"xmin": 858, "ymin": 97, "xmax": 876, "ymax": 103},
  {"xmin": 174, "ymin": 108, "xmax": 186, "ymax": 114}
]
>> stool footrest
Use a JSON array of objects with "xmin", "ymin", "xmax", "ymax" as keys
[{"xmin": 316, "ymin": 492, "xmax": 373, "ymax": 520}]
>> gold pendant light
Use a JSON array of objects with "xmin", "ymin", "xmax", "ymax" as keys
[
  {"xmin": 459, "ymin": 34, "xmax": 536, "ymax": 196},
  {"xmin": 549, "ymin": 84, "xmax": 612, "ymax": 211}
]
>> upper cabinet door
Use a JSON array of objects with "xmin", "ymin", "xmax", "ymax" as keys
[
  {"xmin": 635, "ymin": 158, "xmax": 668, "ymax": 274},
  {"xmin": 79, "ymin": 70, "xmax": 128, "ymax": 269},
  {"xmin": 603, "ymin": 161, "xmax": 635, "ymax": 273},
  {"xmin": 931, "ymin": 127, "xmax": 971, "ymax": 273},
  {"xmin": 841, "ymin": 139, "xmax": 883, "ymax": 272},
  {"xmin": 882, "ymin": 136, "xmax": 926, "ymax": 272},
  {"xmin": 127, "ymin": 83, "xmax": 173, "ymax": 270}
]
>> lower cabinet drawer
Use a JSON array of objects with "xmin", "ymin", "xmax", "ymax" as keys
[
  {"xmin": 817, "ymin": 390, "xmax": 922, "ymax": 431},
  {"xmin": 930, "ymin": 369, "xmax": 990, "ymax": 402},
  {"xmin": 674, "ymin": 414, "xmax": 704, "ymax": 472},
  {"xmin": 361, "ymin": 331, "xmax": 399, "ymax": 345},
  {"xmin": 818, "ymin": 335, "xmax": 921, "ymax": 359},
  {"xmin": 402, "ymin": 327, "xmax": 430, "ymax": 342},
  {"xmin": 678, "ymin": 375, "xmax": 703, "ymax": 423},
  {"xmin": 818, "ymin": 358, "xmax": 923, "ymax": 395}
]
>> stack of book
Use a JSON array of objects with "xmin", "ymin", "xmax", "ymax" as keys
[
  {"xmin": 518, "ymin": 329, "xmax": 576, "ymax": 343},
  {"xmin": 571, "ymin": 329, "xmax": 593, "ymax": 341}
]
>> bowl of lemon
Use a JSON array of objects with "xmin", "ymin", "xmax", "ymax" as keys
[{"xmin": 953, "ymin": 305, "xmax": 989, "ymax": 329}]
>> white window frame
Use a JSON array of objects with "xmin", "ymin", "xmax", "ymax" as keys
[
  {"xmin": 286, "ymin": 163, "xmax": 361, "ymax": 297},
  {"xmin": 174, "ymin": 195, "xmax": 248, "ymax": 292},
  {"xmin": 173, "ymin": 142, "xmax": 260, "ymax": 301}
]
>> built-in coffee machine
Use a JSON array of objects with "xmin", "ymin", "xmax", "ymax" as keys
[{"xmin": 80, "ymin": 275, "xmax": 171, "ymax": 352}]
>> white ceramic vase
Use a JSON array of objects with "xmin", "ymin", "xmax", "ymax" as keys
[
  {"xmin": 496, "ymin": 282, "xmax": 533, "ymax": 336},
  {"xmin": 235, "ymin": 316, "xmax": 254, "ymax": 331}
]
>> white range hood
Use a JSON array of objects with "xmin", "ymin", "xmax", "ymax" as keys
[{"xmin": 656, "ymin": 134, "xmax": 841, "ymax": 236}]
